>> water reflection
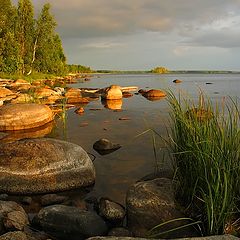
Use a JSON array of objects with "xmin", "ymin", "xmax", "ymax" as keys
[
  {"xmin": 0, "ymin": 121, "xmax": 54, "ymax": 143},
  {"xmin": 101, "ymin": 99, "xmax": 123, "ymax": 110}
]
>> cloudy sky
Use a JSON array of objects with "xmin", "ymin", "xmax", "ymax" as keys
[{"xmin": 30, "ymin": 0, "xmax": 240, "ymax": 70}]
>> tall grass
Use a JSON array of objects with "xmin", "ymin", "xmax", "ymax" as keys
[{"xmin": 168, "ymin": 91, "xmax": 240, "ymax": 236}]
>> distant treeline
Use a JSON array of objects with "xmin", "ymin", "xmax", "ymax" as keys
[
  {"xmin": 0, "ymin": 0, "xmax": 66, "ymax": 76},
  {"xmin": 67, "ymin": 65, "xmax": 93, "ymax": 73}
]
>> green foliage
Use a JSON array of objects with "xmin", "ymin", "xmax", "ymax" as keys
[
  {"xmin": 0, "ymin": 0, "xmax": 66, "ymax": 76},
  {"xmin": 151, "ymin": 66, "xmax": 169, "ymax": 74},
  {"xmin": 168, "ymin": 92, "xmax": 240, "ymax": 236},
  {"xmin": 67, "ymin": 64, "xmax": 93, "ymax": 73}
]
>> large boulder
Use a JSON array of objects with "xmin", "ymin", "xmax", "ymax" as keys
[
  {"xmin": 126, "ymin": 178, "xmax": 197, "ymax": 238},
  {"xmin": 0, "ymin": 138, "xmax": 95, "ymax": 194},
  {"xmin": 102, "ymin": 85, "xmax": 122, "ymax": 100},
  {"xmin": 33, "ymin": 205, "xmax": 108, "ymax": 240},
  {"xmin": 0, "ymin": 103, "xmax": 54, "ymax": 131}
]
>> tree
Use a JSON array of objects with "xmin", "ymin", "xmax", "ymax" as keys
[
  {"xmin": 33, "ymin": 3, "xmax": 66, "ymax": 74},
  {"xmin": 151, "ymin": 66, "xmax": 169, "ymax": 74},
  {"xmin": 0, "ymin": 0, "xmax": 19, "ymax": 73},
  {"xmin": 16, "ymin": 0, "xmax": 35, "ymax": 74}
]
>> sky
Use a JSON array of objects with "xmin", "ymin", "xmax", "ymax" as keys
[{"xmin": 28, "ymin": 1, "xmax": 240, "ymax": 70}]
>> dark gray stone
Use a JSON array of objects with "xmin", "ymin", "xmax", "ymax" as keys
[
  {"xmin": 40, "ymin": 194, "xmax": 68, "ymax": 206},
  {"xmin": 93, "ymin": 139, "xmax": 121, "ymax": 155},
  {"xmin": 33, "ymin": 204, "xmax": 108, "ymax": 240}
]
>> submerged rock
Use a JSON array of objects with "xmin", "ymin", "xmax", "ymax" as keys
[
  {"xmin": 0, "ymin": 103, "xmax": 54, "ymax": 131},
  {"xmin": 0, "ymin": 138, "xmax": 95, "ymax": 194},
  {"xmin": 142, "ymin": 89, "xmax": 166, "ymax": 98},
  {"xmin": 93, "ymin": 138, "xmax": 121, "ymax": 155},
  {"xmin": 33, "ymin": 205, "xmax": 108, "ymax": 240},
  {"xmin": 173, "ymin": 79, "xmax": 182, "ymax": 83}
]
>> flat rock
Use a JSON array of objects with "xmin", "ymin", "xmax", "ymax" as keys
[
  {"xmin": 0, "ymin": 103, "xmax": 54, "ymax": 131},
  {"xmin": 0, "ymin": 138, "xmax": 95, "ymax": 194}
]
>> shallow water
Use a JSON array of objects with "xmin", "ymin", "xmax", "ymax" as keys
[
  {"xmin": 49, "ymin": 73, "xmax": 240, "ymax": 204},
  {"xmin": 2, "ymin": 73, "xmax": 240, "ymax": 205}
]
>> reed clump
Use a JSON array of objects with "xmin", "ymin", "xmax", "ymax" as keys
[{"xmin": 168, "ymin": 92, "xmax": 240, "ymax": 236}]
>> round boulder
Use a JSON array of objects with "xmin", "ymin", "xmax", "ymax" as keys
[
  {"xmin": 0, "ymin": 103, "xmax": 54, "ymax": 131},
  {"xmin": 33, "ymin": 205, "xmax": 108, "ymax": 240},
  {"xmin": 142, "ymin": 89, "xmax": 166, "ymax": 98},
  {"xmin": 0, "ymin": 138, "xmax": 95, "ymax": 194},
  {"xmin": 126, "ymin": 178, "xmax": 197, "ymax": 238},
  {"xmin": 102, "ymin": 85, "xmax": 122, "ymax": 100}
]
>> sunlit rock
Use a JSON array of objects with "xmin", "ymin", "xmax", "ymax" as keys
[
  {"xmin": 0, "ymin": 103, "xmax": 54, "ymax": 131},
  {"xmin": 102, "ymin": 85, "xmax": 122, "ymax": 100}
]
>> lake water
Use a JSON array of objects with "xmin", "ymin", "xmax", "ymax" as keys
[{"xmin": 47, "ymin": 73, "xmax": 240, "ymax": 204}]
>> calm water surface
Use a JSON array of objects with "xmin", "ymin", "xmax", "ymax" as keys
[{"xmin": 46, "ymin": 73, "xmax": 240, "ymax": 204}]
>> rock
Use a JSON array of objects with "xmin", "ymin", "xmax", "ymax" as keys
[
  {"xmin": 41, "ymin": 194, "xmax": 68, "ymax": 206},
  {"xmin": 122, "ymin": 92, "xmax": 133, "ymax": 98},
  {"xmin": 0, "ymin": 87, "xmax": 15, "ymax": 98},
  {"xmin": 0, "ymin": 103, "xmax": 54, "ymax": 131},
  {"xmin": 34, "ymin": 87, "xmax": 60, "ymax": 98},
  {"xmin": 21, "ymin": 197, "xmax": 32, "ymax": 205},
  {"xmin": 142, "ymin": 89, "xmax": 166, "ymax": 99},
  {"xmin": 173, "ymin": 79, "xmax": 182, "ymax": 83},
  {"xmin": 10, "ymin": 93, "xmax": 34, "ymax": 104},
  {"xmin": 65, "ymin": 88, "xmax": 83, "ymax": 103},
  {"xmin": 0, "ymin": 138, "xmax": 95, "ymax": 194},
  {"xmin": 93, "ymin": 139, "xmax": 121, "ymax": 155},
  {"xmin": 87, "ymin": 235, "xmax": 240, "ymax": 240},
  {"xmin": 0, "ymin": 231, "xmax": 28, "ymax": 240},
  {"xmin": 33, "ymin": 205, "xmax": 108, "ymax": 240},
  {"xmin": 118, "ymin": 117, "xmax": 130, "ymax": 121},
  {"xmin": 0, "ymin": 100, "xmax": 3, "ymax": 106},
  {"xmin": 102, "ymin": 85, "xmax": 122, "ymax": 100},
  {"xmin": 0, "ymin": 194, "xmax": 8, "ymax": 201},
  {"xmin": 102, "ymin": 99, "xmax": 122, "ymax": 110},
  {"xmin": 138, "ymin": 89, "xmax": 147, "ymax": 94},
  {"xmin": 75, "ymin": 107, "xmax": 85, "ymax": 114},
  {"xmin": 98, "ymin": 198, "xmax": 125, "ymax": 224},
  {"xmin": 8, "ymin": 79, "xmax": 31, "ymax": 91},
  {"xmin": 108, "ymin": 227, "xmax": 132, "ymax": 237},
  {"xmin": 54, "ymin": 87, "xmax": 65, "ymax": 95},
  {"xmin": 0, "ymin": 201, "xmax": 29, "ymax": 232},
  {"xmin": 126, "ymin": 178, "xmax": 197, "ymax": 238}
]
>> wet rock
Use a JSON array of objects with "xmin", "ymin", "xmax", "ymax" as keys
[
  {"xmin": 0, "ymin": 231, "xmax": 28, "ymax": 240},
  {"xmin": 98, "ymin": 198, "xmax": 125, "ymax": 225},
  {"xmin": 21, "ymin": 197, "xmax": 32, "ymax": 205},
  {"xmin": 173, "ymin": 79, "xmax": 182, "ymax": 83},
  {"xmin": 75, "ymin": 107, "xmax": 84, "ymax": 114},
  {"xmin": 33, "ymin": 205, "xmax": 108, "ymax": 240},
  {"xmin": 102, "ymin": 85, "xmax": 122, "ymax": 100},
  {"xmin": 41, "ymin": 194, "xmax": 68, "ymax": 206},
  {"xmin": 118, "ymin": 117, "xmax": 130, "ymax": 121},
  {"xmin": 65, "ymin": 88, "xmax": 86, "ymax": 104},
  {"xmin": 0, "ymin": 201, "xmax": 29, "ymax": 232},
  {"xmin": 142, "ymin": 89, "xmax": 166, "ymax": 99},
  {"xmin": 0, "ymin": 138, "xmax": 95, "ymax": 194},
  {"xmin": 126, "ymin": 178, "xmax": 197, "ymax": 238},
  {"xmin": 0, "ymin": 103, "xmax": 54, "ymax": 131},
  {"xmin": 93, "ymin": 139, "xmax": 121, "ymax": 155},
  {"xmin": 122, "ymin": 92, "xmax": 133, "ymax": 98},
  {"xmin": 138, "ymin": 89, "xmax": 147, "ymax": 94},
  {"xmin": 108, "ymin": 227, "xmax": 132, "ymax": 237}
]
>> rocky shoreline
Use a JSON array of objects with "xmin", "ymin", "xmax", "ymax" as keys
[{"xmin": 0, "ymin": 76, "xmax": 238, "ymax": 239}]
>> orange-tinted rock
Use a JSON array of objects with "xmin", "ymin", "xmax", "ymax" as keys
[
  {"xmin": 65, "ymin": 88, "xmax": 88, "ymax": 104},
  {"xmin": 75, "ymin": 107, "xmax": 85, "ymax": 114},
  {"xmin": 0, "ymin": 103, "xmax": 54, "ymax": 131},
  {"xmin": 35, "ymin": 87, "xmax": 60, "ymax": 98},
  {"xmin": 102, "ymin": 85, "xmax": 122, "ymax": 100},
  {"xmin": 142, "ymin": 89, "xmax": 166, "ymax": 98},
  {"xmin": 11, "ymin": 93, "xmax": 34, "ymax": 104},
  {"xmin": 0, "ymin": 138, "xmax": 95, "ymax": 194},
  {"xmin": 0, "ymin": 87, "xmax": 15, "ymax": 98},
  {"xmin": 173, "ymin": 79, "xmax": 182, "ymax": 83},
  {"xmin": 8, "ymin": 79, "xmax": 31, "ymax": 91},
  {"xmin": 122, "ymin": 92, "xmax": 133, "ymax": 98}
]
